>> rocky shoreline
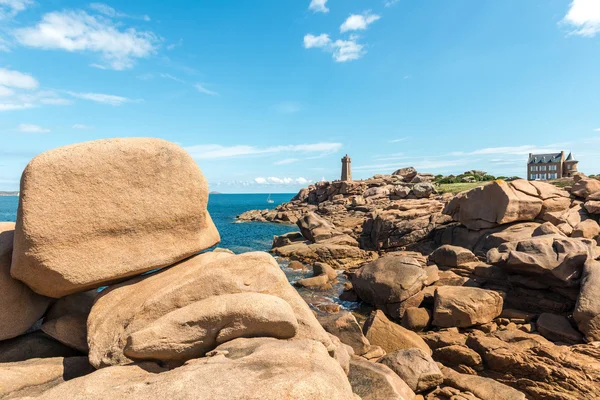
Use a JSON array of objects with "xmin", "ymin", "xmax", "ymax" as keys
[
  {"xmin": 237, "ymin": 168, "xmax": 600, "ymax": 399},
  {"xmin": 2, "ymin": 142, "xmax": 600, "ymax": 399}
]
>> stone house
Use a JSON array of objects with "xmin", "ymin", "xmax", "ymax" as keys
[{"xmin": 527, "ymin": 151, "xmax": 578, "ymax": 181}]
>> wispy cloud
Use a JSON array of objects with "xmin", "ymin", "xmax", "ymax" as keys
[
  {"xmin": 195, "ymin": 83, "xmax": 218, "ymax": 96},
  {"xmin": 274, "ymin": 158, "xmax": 299, "ymax": 165},
  {"xmin": 17, "ymin": 124, "xmax": 50, "ymax": 133},
  {"xmin": 389, "ymin": 137, "xmax": 409, "ymax": 143},
  {"xmin": 562, "ymin": 0, "xmax": 600, "ymax": 37},
  {"xmin": 72, "ymin": 124, "xmax": 94, "ymax": 129},
  {"xmin": 185, "ymin": 142, "xmax": 343, "ymax": 160},
  {"xmin": 0, "ymin": 68, "xmax": 38, "ymax": 90},
  {"xmin": 160, "ymin": 73, "xmax": 185, "ymax": 83},
  {"xmin": 0, "ymin": 0, "xmax": 32, "ymax": 20},
  {"xmin": 254, "ymin": 177, "xmax": 311, "ymax": 185},
  {"xmin": 309, "ymin": 0, "xmax": 329, "ymax": 13},
  {"xmin": 14, "ymin": 10, "xmax": 159, "ymax": 70},
  {"xmin": 448, "ymin": 144, "xmax": 567, "ymax": 157},
  {"xmin": 67, "ymin": 91, "xmax": 132, "ymax": 106},
  {"xmin": 304, "ymin": 34, "xmax": 365, "ymax": 62},
  {"xmin": 594, "ymin": 128, "xmax": 600, "ymax": 132},
  {"xmin": 340, "ymin": 11, "xmax": 381, "ymax": 33},
  {"xmin": 0, "ymin": 102, "xmax": 33, "ymax": 111},
  {"xmin": 89, "ymin": 3, "xmax": 151, "ymax": 21},
  {"xmin": 384, "ymin": 0, "xmax": 400, "ymax": 7}
]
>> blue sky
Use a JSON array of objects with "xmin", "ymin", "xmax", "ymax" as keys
[{"xmin": 0, "ymin": 0, "xmax": 599, "ymax": 193}]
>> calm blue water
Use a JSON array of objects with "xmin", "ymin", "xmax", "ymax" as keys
[{"xmin": 0, "ymin": 194, "xmax": 297, "ymax": 254}]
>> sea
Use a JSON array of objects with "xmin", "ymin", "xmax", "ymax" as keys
[{"xmin": 0, "ymin": 194, "xmax": 359, "ymax": 312}]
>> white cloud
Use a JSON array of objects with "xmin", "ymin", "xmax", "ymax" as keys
[
  {"xmin": 304, "ymin": 34, "xmax": 365, "ymax": 62},
  {"xmin": 0, "ymin": 0, "xmax": 32, "ymax": 20},
  {"xmin": 0, "ymin": 102, "xmax": 33, "ymax": 111},
  {"xmin": 39, "ymin": 97, "xmax": 72, "ymax": 105},
  {"xmin": 89, "ymin": 3, "xmax": 150, "ymax": 21},
  {"xmin": 254, "ymin": 177, "xmax": 313, "ymax": 185},
  {"xmin": 72, "ymin": 124, "xmax": 94, "ymax": 129},
  {"xmin": 384, "ymin": 0, "xmax": 400, "ymax": 6},
  {"xmin": 389, "ymin": 137, "xmax": 409, "ymax": 143},
  {"xmin": 195, "ymin": 83, "xmax": 218, "ymax": 96},
  {"xmin": 563, "ymin": 0, "xmax": 600, "ymax": 37},
  {"xmin": 340, "ymin": 12, "xmax": 381, "ymax": 33},
  {"xmin": 274, "ymin": 158, "xmax": 299, "ymax": 165},
  {"xmin": 594, "ymin": 128, "xmax": 600, "ymax": 132},
  {"xmin": 0, "ymin": 85, "xmax": 14, "ymax": 96},
  {"xmin": 185, "ymin": 142, "xmax": 343, "ymax": 160},
  {"xmin": 14, "ymin": 10, "xmax": 159, "ymax": 70},
  {"xmin": 0, "ymin": 68, "xmax": 38, "ymax": 89},
  {"xmin": 332, "ymin": 39, "xmax": 364, "ymax": 62},
  {"xmin": 17, "ymin": 124, "xmax": 50, "ymax": 133},
  {"xmin": 309, "ymin": 0, "xmax": 329, "ymax": 13},
  {"xmin": 67, "ymin": 91, "xmax": 131, "ymax": 106},
  {"xmin": 304, "ymin": 33, "xmax": 331, "ymax": 49}
]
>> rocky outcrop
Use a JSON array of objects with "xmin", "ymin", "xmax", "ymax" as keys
[
  {"xmin": 487, "ymin": 235, "xmax": 595, "ymax": 286},
  {"xmin": 574, "ymin": 259, "xmax": 600, "ymax": 341},
  {"xmin": 440, "ymin": 365, "xmax": 526, "ymax": 400},
  {"xmin": 363, "ymin": 310, "xmax": 431, "ymax": 355},
  {"xmin": 432, "ymin": 286, "xmax": 503, "ymax": 328},
  {"xmin": 443, "ymin": 179, "xmax": 569, "ymax": 230},
  {"xmin": 11, "ymin": 139, "xmax": 220, "ymax": 298},
  {"xmin": 429, "ymin": 245, "xmax": 479, "ymax": 268},
  {"xmin": 0, "ymin": 332, "xmax": 82, "ymax": 363},
  {"xmin": 87, "ymin": 251, "xmax": 333, "ymax": 368},
  {"xmin": 124, "ymin": 293, "xmax": 299, "ymax": 362},
  {"xmin": 317, "ymin": 311, "xmax": 371, "ymax": 355},
  {"xmin": 19, "ymin": 338, "xmax": 356, "ymax": 400},
  {"xmin": 348, "ymin": 357, "xmax": 416, "ymax": 400},
  {"xmin": 352, "ymin": 254, "xmax": 429, "ymax": 307},
  {"xmin": 378, "ymin": 348, "xmax": 443, "ymax": 393},
  {"xmin": 0, "ymin": 222, "xmax": 50, "ymax": 340},
  {"xmin": 0, "ymin": 357, "xmax": 94, "ymax": 399}
]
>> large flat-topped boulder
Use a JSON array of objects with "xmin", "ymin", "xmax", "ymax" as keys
[
  {"xmin": 432, "ymin": 286, "xmax": 503, "ymax": 328},
  {"xmin": 443, "ymin": 180, "xmax": 569, "ymax": 230},
  {"xmin": 11, "ymin": 138, "xmax": 220, "ymax": 298},
  {"xmin": 87, "ymin": 251, "xmax": 333, "ymax": 368},
  {"xmin": 0, "ymin": 222, "xmax": 50, "ymax": 340}
]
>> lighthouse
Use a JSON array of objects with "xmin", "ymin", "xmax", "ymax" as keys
[{"xmin": 341, "ymin": 154, "xmax": 352, "ymax": 181}]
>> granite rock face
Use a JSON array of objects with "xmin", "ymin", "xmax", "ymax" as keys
[
  {"xmin": 18, "ymin": 338, "xmax": 356, "ymax": 400},
  {"xmin": 11, "ymin": 138, "xmax": 220, "ymax": 298},
  {"xmin": 124, "ymin": 293, "xmax": 299, "ymax": 362},
  {"xmin": 443, "ymin": 180, "xmax": 569, "ymax": 230},
  {"xmin": 378, "ymin": 348, "xmax": 443, "ymax": 393},
  {"xmin": 348, "ymin": 357, "xmax": 416, "ymax": 400},
  {"xmin": 432, "ymin": 286, "xmax": 503, "ymax": 328},
  {"xmin": 574, "ymin": 259, "xmax": 600, "ymax": 341},
  {"xmin": 87, "ymin": 251, "xmax": 333, "ymax": 368},
  {"xmin": 0, "ymin": 222, "xmax": 50, "ymax": 340}
]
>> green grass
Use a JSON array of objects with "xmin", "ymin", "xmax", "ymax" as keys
[{"xmin": 436, "ymin": 181, "xmax": 490, "ymax": 194}]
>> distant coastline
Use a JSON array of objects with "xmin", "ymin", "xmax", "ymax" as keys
[{"xmin": 0, "ymin": 191, "xmax": 18, "ymax": 196}]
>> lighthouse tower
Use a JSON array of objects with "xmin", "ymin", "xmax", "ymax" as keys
[{"xmin": 341, "ymin": 154, "xmax": 352, "ymax": 181}]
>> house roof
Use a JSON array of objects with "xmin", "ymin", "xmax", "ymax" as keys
[
  {"xmin": 527, "ymin": 153, "xmax": 562, "ymax": 164},
  {"xmin": 565, "ymin": 152, "xmax": 577, "ymax": 162}
]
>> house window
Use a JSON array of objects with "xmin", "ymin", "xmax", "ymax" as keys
[
  {"xmin": 568, "ymin": 165, "xmax": 572, "ymax": 170},
  {"xmin": 541, "ymin": 173, "xmax": 546, "ymax": 180},
  {"xmin": 549, "ymin": 165, "xmax": 557, "ymax": 171},
  {"xmin": 540, "ymin": 166, "xmax": 547, "ymax": 171},
  {"xmin": 530, "ymin": 166, "xmax": 538, "ymax": 172},
  {"xmin": 549, "ymin": 173, "xmax": 557, "ymax": 179}
]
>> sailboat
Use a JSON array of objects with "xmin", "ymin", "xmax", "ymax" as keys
[{"xmin": 267, "ymin": 194, "xmax": 274, "ymax": 204}]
